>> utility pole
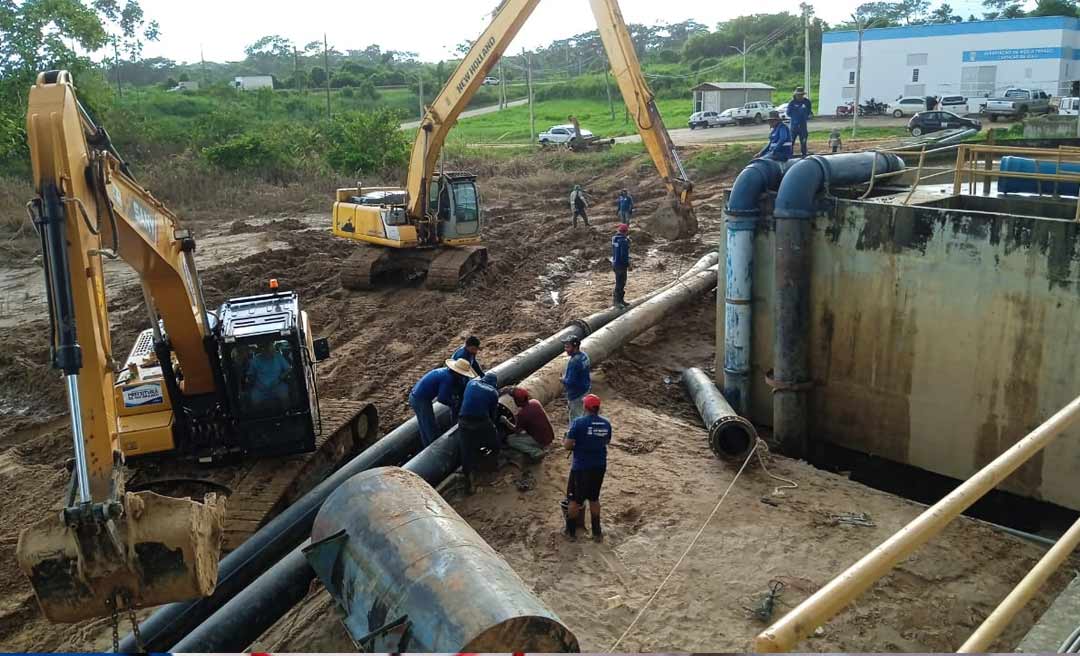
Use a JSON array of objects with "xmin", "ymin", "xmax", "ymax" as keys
[
  {"xmin": 731, "ymin": 37, "xmax": 749, "ymax": 104},
  {"xmin": 324, "ymin": 33, "xmax": 331, "ymax": 119},
  {"xmin": 605, "ymin": 68, "xmax": 615, "ymax": 120},
  {"xmin": 499, "ymin": 58, "xmax": 506, "ymax": 109},
  {"xmin": 294, "ymin": 46, "xmax": 300, "ymax": 92},
  {"xmin": 802, "ymin": 3, "xmax": 811, "ymax": 98},
  {"xmin": 200, "ymin": 45, "xmax": 208, "ymax": 87},
  {"xmin": 526, "ymin": 49, "xmax": 535, "ymax": 143},
  {"xmin": 851, "ymin": 14, "xmax": 871, "ymax": 139}
]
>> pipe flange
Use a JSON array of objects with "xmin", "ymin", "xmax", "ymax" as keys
[{"xmin": 764, "ymin": 369, "xmax": 814, "ymax": 393}]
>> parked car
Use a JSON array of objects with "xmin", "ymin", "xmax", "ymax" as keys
[
  {"xmin": 687, "ymin": 111, "xmax": 724, "ymax": 129},
  {"xmin": 716, "ymin": 108, "xmax": 737, "ymax": 126},
  {"xmin": 985, "ymin": 88, "xmax": 1051, "ymax": 121},
  {"xmin": 1059, "ymin": 96, "xmax": 1080, "ymax": 116},
  {"xmin": 538, "ymin": 124, "xmax": 593, "ymax": 144},
  {"xmin": 482, "ymin": 76, "xmax": 500, "ymax": 86},
  {"xmin": 729, "ymin": 100, "xmax": 774, "ymax": 124},
  {"xmin": 889, "ymin": 96, "xmax": 930, "ymax": 117},
  {"xmin": 939, "ymin": 95, "xmax": 968, "ymax": 112},
  {"xmin": 908, "ymin": 110, "xmax": 981, "ymax": 136}
]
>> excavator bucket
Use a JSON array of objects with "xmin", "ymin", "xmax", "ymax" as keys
[{"xmin": 16, "ymin": 490, "xmax": 225, "ymax": 623}]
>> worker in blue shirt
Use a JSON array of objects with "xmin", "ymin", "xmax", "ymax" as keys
[
  {"xmin": 787, "ymin": 86, "xmax": 813, "ymax": 157},
  {"xmin": 451, "ymin": 335, "xmax": 484, "ymax": 376},
  {"xmin": 756, "ymin": 110, "xmax": 793, "ymax": 162},
  {"xmin": 616, "ymin": 189, "xmax": 634, "ymax": 224},
  {"xmin": 245, "ymin": 341, "xmax": 292, "ymax": 412},
  {"xmin": 409, "ymin": 358, "xmax": 477, "ymax": 447},
  {"xmin": 611, "ymin": 223, "xmax": 630, "ymax": 308},
  {"xmin": 560, "ymin": 334, "xmax": 591, "ymax": 426},
  {"xmin": 457, "ymin": 372, "xmax": 501, "ymax": 494},
  {"xmin": 562, "ymin": 393, "xmax": 612, "ymax": 541}
]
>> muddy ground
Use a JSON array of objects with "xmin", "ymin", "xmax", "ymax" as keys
[{"xmin": 0, "ymin": 147, "xmax": 1072, "ymax": 652}]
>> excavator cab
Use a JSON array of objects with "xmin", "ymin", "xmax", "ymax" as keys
[{"xmin": 428, "ymin": 172, "xmax": 481, "ymax": 242}]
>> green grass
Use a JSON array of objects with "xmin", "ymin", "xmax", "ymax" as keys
[{"xmin": 447, "ymin": 98, "xmax": 694, "ymax": 145}]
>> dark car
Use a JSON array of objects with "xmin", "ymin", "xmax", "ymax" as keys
[{"xmin": 908, "ymin": 110, "xmax": 981, "ymax": 137}]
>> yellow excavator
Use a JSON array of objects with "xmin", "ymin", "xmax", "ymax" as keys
[
  {"xmin": 331, "ymin": 0, "xmax": 696, "ymax": 290},
  {"xmin": 16, "ymin": 71, "xmax": 342, "ymax": 628}
]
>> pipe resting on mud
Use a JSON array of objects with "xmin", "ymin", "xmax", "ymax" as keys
[
  {"xmin": 723, "ymin": 158, "xmax": 785, "ymax": 416},
  {"xmin": 772, "ymin": 152, "xmax": 904, "ymax": 458},
  {"xmin": 142, "ymin": 251, "xmax": 719, "ymax": 653},
  {"xmin": 681, "ymin": 367, "xmax": 757, "ymax": 462}
]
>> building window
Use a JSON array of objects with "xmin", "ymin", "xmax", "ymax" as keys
[
  {"xmin": 906, "ymin": 53, "xmax": 928, "ymax": 66},
  {"xmin": 912, "ymin": 68, "xmax": 920, "ymax": 82},
  {"xmin": 849, "ymin": 71, "xmax": 856, "ymax": 84},
  {"xmin": 843, "ymin": 56, "xmax": 858, "ymax": 68}
]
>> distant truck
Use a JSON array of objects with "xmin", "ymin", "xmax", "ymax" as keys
[
  {"xmin": 728, "ymin": 100, "xmax": 774, "ymax": 124},
  {"xmin": 233, "ymin": 75, "xmax": 274, "ymax": 91},
  {"xmin": 985, "ymin": 88, "xmax": 1051, "ymax": 121}
]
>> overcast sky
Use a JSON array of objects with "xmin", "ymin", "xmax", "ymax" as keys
[{"xmin": 132, "ymin": 0, "xmax": 979, "ymax": 65}]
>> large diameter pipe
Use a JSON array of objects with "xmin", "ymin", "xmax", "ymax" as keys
[
  {"xmin": 148, "ymin": 254, "xmax": 719, "ymax": 652},
  {"xmin": 958, "ymin": 515, "xmax": 1080, "ymax": 653},
  {"xmin": 723, "ymin": 158, "xmax": 784, "ymax": 415},
  {"xmin": 753, "ymin": 393, "xmax": 1080, "ymax": 653},
  {"xmin": 518, "ymin": 265, "xmax": 719, "ymax": 406},
  {"xmin": 772, "ymin": 152, "xmax": 904, "ymax": 458},
  {"xmin": 303, "ymin": 467, "xmax": 579, "ymax": 651},
  {"xmin": 681, "ymin": 367, "xmax": 757, "ymax": 461}
]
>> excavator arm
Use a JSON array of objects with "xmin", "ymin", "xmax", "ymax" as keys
[
  {"xmin": 405, "ymin": 0, "xmax": 695, "ymax": 237},
  {"xmin": 18, "ymin": 71, "xmax": 223, "ymax": 624}
]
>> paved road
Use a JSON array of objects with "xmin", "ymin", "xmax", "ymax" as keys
[
  {"xmin": 399, "ymin": 98, "xmax": 528, "ymax": 130},
  {"xmin": 614, "ymin": 116, "xmax": 915, "ymax": 146}
]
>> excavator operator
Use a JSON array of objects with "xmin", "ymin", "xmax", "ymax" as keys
[{"xmin": 245, "ymin": 341, "xmax": 293, "ymax": 413}]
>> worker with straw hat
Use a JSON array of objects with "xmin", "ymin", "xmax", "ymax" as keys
[{"xmin": 409, "ymin": 357, "xmax": 477, "ymax": 447}]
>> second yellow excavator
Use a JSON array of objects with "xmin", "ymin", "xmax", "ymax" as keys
[{"xmin": 331, "ymin": 0, "xmax": 696, "ymax": 290}]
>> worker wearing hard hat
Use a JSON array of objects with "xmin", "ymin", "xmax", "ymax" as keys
[
  {"xmin": 611, "ymin": 223, "xmax": 631, "ymax": 309},
  {"xmin": 756, "ymin": 110, "xmax": 793, "ymax": 162},
  {"xmin": 562, "ymin": 393, "xmax": 612, "ymax": 541}
]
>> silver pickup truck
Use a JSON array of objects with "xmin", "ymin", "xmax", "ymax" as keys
[{"xmin": 985, "ymin": 88, "xmax": 1052, "ymax": 121}]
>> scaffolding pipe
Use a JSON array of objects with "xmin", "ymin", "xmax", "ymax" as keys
[
  {"xmin": 145, "ymin": 252, "xmax": 719, "ymax": 652},
  {"xmin": 958, "ymin": 515, "xmax": 1080, "ymax": 653},
  {"xmin": 772, "ymin": 152, "xmax": 904, "ymax": 458},
  {"xmin": 681, "ymin": 367, "xmax": 757, "ymax": 461},
  {"xmin": 753, "ymin": 393, "xmax": 1080, "ymax": 653},
  {"xmin": 517, "ymin": 265, "xmax": 719, "ymax": 406},
  {"xmin": 303, "ymin": 467, "xmax": 579, "ymax": 651},
  {"xmin": 723, "ymin": 158, "xmax": 784, "ymax": 415}
]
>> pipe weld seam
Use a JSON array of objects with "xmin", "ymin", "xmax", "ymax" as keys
[{"xmin": 725, "ymin": 298, "xmax": 751, "ymax": 305}]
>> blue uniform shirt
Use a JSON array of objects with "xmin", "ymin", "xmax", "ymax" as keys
[
  {"xmin": 787, "ymin": 97, "xmax": 813, "ymax": 129},
  {"xmin": 411, "ymin": 367, "xmax": 460, "ymax": 407},
  {"xmin": 562, "ymin": 350, "xmax": 591, "ymax": 401},
  {"xmin": 459, "ymin": 377, "xmax": 499, "ymax": 420},
  {"xmin": 568, "ymin": 414, "xmax": 612, "ymax": 470},
  {"xmin": 247, "ymin": 351, "xmax": 291, "ymax": 403},
  {"xmin": 611, "ymin": 234, "xmax": 630, "ymax": 269},
  {"xmin": 452, "ymin": 345, "xmax": 484, "ymax": 376},
  {"xmin": 761, "ymin": 122, "xmax": 793, "ymax": 161},
  {"xmin": 617, "ymin": 194, "xmax": 634, "ymax": 214}
]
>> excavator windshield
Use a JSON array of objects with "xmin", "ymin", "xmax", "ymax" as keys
[
  {"xmin": 429, "ymin": 174, "xmax": 481, "ymax": 240},
  {"xmin": 223, "ymin": 337, "xmax": 305, "ymax": 421}
]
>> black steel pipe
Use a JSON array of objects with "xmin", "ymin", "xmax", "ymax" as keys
[
  {"xmin": 136, "ymin": 257, "xmax": 717, "ymax": 652},
  {"xmin": 681, "ymin": 367, "xmax": 757, "ymax": 461},
  {"xmin": 772, "ymin": 152, "xmax": 904, "ymax": 458}
]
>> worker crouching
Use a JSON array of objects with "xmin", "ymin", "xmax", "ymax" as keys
[
  {"xmin": 562, "ymin": 393, "xmax": 612, "ymax": 542},
  {"xmin": 458, "ymin": 372, "xmax": 502, "ymax": 495}
]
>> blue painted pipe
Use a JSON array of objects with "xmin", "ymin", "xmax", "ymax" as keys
[
  {"xmin": 722, "ymin": 157, "xmax": 785, "ymax": 415},
  {"xmin": 998, "ymin": 156, "xmax": 1080, "ymax": 196},
  {"xmin": 772, "ymin": 152, "xmax": 904, "ymax": 456}
]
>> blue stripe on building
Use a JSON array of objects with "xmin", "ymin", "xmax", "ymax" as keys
[{"xmin": 823, "ymin": 16, "xmax": 1080, "ymax": 43}]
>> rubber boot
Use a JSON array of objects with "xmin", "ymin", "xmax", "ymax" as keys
[
  {"xmin": 564, "ymin": 515, "xmax": 577, "ymax": 540},
  {"xmin": 592, "ymin": 516, "xmax": 603, "ymax": 542}
]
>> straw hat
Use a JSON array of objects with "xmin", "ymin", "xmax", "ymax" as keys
[{"xmin": 445, "ymin": 358, "xmax": 478, "ymax": 378}]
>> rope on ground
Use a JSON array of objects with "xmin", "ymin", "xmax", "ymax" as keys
[
  {"xmin": 607, "ymin": 440, "xmax": 759, "ymax": 652},
  {"xmin": 754, "ymin": 439, "xmax": 799, "ymax": 496}
]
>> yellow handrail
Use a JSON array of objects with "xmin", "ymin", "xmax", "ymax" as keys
[{"xmin": 753, "ymin": 394, "xmax": 1080, "ymax": 653}]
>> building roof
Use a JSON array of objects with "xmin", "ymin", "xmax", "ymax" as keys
[
  {"xmin": 692, "ymin": 82, "xmax": 776, "ymax": 91},
  {"xmin": 823, "ymin": 15, "xmax": 1080, "ymax": 44}
]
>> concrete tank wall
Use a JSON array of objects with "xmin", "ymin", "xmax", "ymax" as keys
[{"xmin": 716, "ymin": 194, "xmax": 1080, "ymax": 510}]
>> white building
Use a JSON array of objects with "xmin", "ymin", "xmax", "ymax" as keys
[
  {"xmin": 233, "ymin": 75, "xmax": 274, "ymax": 91},
  {"xmin": 819, "ymin": 16, "xmax": 1080, "ymax": 115}
]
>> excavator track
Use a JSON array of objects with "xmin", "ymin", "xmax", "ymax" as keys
[
  {"xmin": 426, "ymin": 245, "xmax": 489, "ymax": 290},
  {"xmin": 341, "ymin": 246, "xmax": 392, "ymax": 290},
  {"xmin": 127, "ymin": 398, "xmax": 378, "ymax": 551}
]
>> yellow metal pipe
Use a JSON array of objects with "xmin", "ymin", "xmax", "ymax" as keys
[
  {"xmin": 752, "ymin": 394, "xmax": 1080, "ymax": 653},
  {"xmin": 957, "ymin": 515, "xmax": 1080, "ymax": 653}
]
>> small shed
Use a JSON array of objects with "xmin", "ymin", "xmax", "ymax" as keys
[{"xmin": 692, "ymin": 82, "xmax": 776, "ymax": 113}]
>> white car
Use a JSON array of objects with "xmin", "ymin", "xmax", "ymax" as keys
[
  {"xmin": 729, "ymin": 101, "xmax": 774, "ymax": 124},
  {"xmin": 775, "ymin": 102, "xmax": 789, "ymax": 120},
  {"xmin": 538, "ymin": 124, "xmax": 593, "ymax": 144},
  {"xmin": 688, "ymin": 111, "xmax": 723, "ymax": 129},
  {"xmin": 716, "ymin": 108, "xmax": 737, "ymax": 126},
  {"xmin": 482, "ymin": 76, "xmax": 500, "ymax": 86},
  {"xmin": 889, "ymin": 96, "xmax": 929, "ymax": 117}
]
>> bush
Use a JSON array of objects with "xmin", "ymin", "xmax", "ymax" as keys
[
  {"xmin": 341, "ymin": 87, "xmax": 355, "ymax": 98},
  {"xmin": 202, "ymin": 132, "xmax": 293, "ymax": 182},
  {"xmin": 324, "ymin": 109, "xmax": 409, "ymax": 176}
]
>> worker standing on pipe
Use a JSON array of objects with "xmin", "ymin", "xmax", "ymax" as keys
[
  {"xmin": 756, "ymin": 111, "xmax": 793, "ymax": 162},
  {"xmin": 787, "ymin": 86, "xmax": 813, "ymax": 157},
  {"xmin": 570, "ymin": 184, "xmax": 590, "ymax": 228},
  {"xmin": 452, "ymin": 335, "xmax": 484, "ymax": 376},
  {"xmin": 560, "ymin": 335, "xmax": 592, "ymax": 426},
  {"xmin": 616, "ymin": 189, "xmax": 634, "ymax": 225},
  {"xmin": 409, "ymin": 358, "xmax": 477, "ymax": 447},
  {"xmin": 611, "ymin": 224, "xmax": 631, "ymax": 309},
  {"xmin": 457, "ymin": 372, "xmax": 502, "ymax": 495},
  {"xmin": 502, "ymin": 387, "xmax": 554, "ymax": 462},
  {"xmin": 562, "ymin": 393, "xmax": 611, "ymax": 542}
]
